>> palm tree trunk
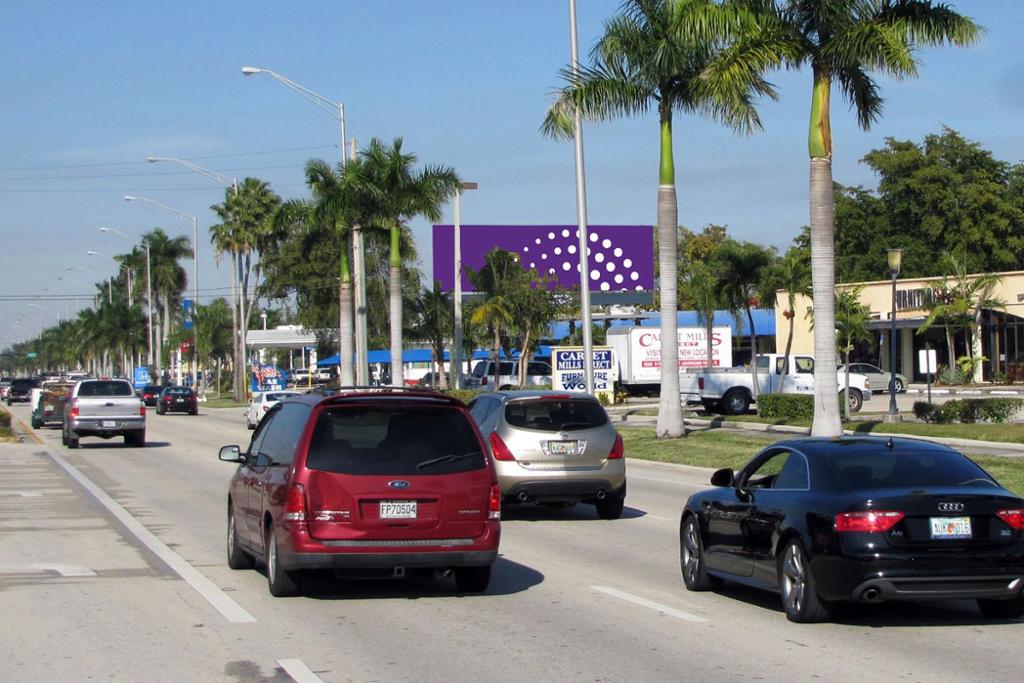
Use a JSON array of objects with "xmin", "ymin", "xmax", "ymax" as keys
[
  {"xmin": 520, "ymin": 325, "xmax": 533, "ymax": 387},
  {"xmin": 339, "ymin": 237, "xmax": 354, "ymax": 386},
  {"xmin": 492, "ymin": 326, "xmax": 501, "ymax": 389},
  {"xmin": 843, "ymin": 349, "xmax": 851, "ymax": 422},
  {"xmin": 704, "ymin": 312, "xmax": 714, "ymax": 373},
  {"xmin": 782, "ymin": 295, "xmax": 796, "ymax": 381},
  {"xmin": 655, "ymin": 107, "xmax": 684, "ymax": 438},
  {"xmin": 238, "ymin": 252, "xmax": 249, "ymax": 399},
  {"xmin": 228, "ymin": 251, "xmax": 241, "ymax": 401},
  {"xmin": 747, "ymin": 307, "xmax": 760, "ymax": 403},
  {"xmin": 808, "ymin": 67, "xmax": 842, "ymax": 437},
  {"xmin": 389, "ymin": 226, "xmax": 404, "ymax": 386}
]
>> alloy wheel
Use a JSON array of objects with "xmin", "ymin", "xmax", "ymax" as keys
[
  {"xmin": 682, "ymin": 520, "xmax": 701, "ymax": 585},
  {"xmin": 781, "ymin": 543, "xmax": 806, "ymax": 615}
]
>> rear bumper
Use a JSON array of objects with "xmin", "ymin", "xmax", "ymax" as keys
[
  {"xmin": 70, "ymin": 417, "xmax": 145, "ymax": 436},
  {"xmin": 812, "ymin": 549, "xmax": 1024, "ymax": 602},
  {"xmin": 276, "ymin": 521, "xmax": 500, "ymax": 572},
  {"xmin": 503, "ymin": 478, "xmax": 626, "ymax": 504}
]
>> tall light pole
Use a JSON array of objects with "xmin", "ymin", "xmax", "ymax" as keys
[
  {"xmin": 87, "ymin": 251, "xmax": 127, "ymax": 305},
  {"xmin": 242, "ymin": 65, "xmax": 367, "ymax": 385},
  {"xmin": 144, "ymin": 157, "xmax": 241, "ymax": 399},
  {"xmin": 100, "ymin": 225, "xmax": 154, "ymax": 369},
  {"xmin": 569, "ymin": 0, "xmax": 594, "ymax": 394},
  {"xmin": 886, "ymin": 248, "xmax": 903, "ymax": 423},
  {"xmin": 123, "ymin": 196, "xmax": 199, "ymax": 386},
  {"xmin": 452, "ymin": 182, "xmax": 478, "ymax": 389}
]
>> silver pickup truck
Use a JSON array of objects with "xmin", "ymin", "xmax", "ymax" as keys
[{"xmin": 62, "ymin": 379, "xmax": 146, "ymax": 448}]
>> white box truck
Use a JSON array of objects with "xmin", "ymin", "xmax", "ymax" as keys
[{"xmin": 606, "ymin": 326, "xmax": 732, "ymax": 396}]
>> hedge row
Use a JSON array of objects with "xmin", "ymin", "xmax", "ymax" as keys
[
  {"xmin": 913, "ymin": 398, "xmax": 1024, "ymax": 424},
  {"xmin": 757, "ymin": 394, "xmax": 815, "ymax": 421},
  {"xmin": 0, "ymin": 411, "xmax": 11, "ymax": 436}
]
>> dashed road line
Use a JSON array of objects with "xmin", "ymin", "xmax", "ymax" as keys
[
  {"xmin": 591, "ymin": 585, "xmax": 707, "ymax": 623},
  {"xmin": 277, "ymin": 659, "xmax": 325, "ymax": 683},
  {"xmin": 45, "ymin": 448, "xmax": 257, "ymax": 624}
]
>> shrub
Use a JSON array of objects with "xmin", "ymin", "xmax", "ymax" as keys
[
  {"xmin": 0, "ymin": 411, "xmax": 11, "ymax": 437},
  {"xmin": 758, "ymin": 394, "xmax": 815, "ymax": 421},
  {"xmin": 913, "ymin": 398, "xmax": 1023, "ymax": 424},
  {"xmin": 937, "ymin": 364, "xmax": 968, "ymax": 386},
  {"xmin": 441, "ymin": 388, "xmax": 484, "ymax": 405}
]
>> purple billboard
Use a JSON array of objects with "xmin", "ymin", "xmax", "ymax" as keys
[{"xmin": 432, "ymin": 225, "xmax": 654, "ymax": 293}]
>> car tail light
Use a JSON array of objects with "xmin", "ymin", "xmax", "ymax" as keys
[
  {"xmin": 488, "ymin": 432, "xmax": 516, "ymax": 461},
  {"xmin": 262, "ymin": 405, "xmax": 269, "ymax": 412},
  {"xmin": 834, "ymin": 510, "xmax": 904, "ymax": 532},
  {"xmin": 540, "ymin": 394, "xmax": 572, "ymax": 400},
  {"xmin": 69, "ymin": 399, "xmax": 79, "ymax": 419},
  {"xmin": 480, "ymin": 376, "xmax": 488, "ymax": 386},
  {"xmin": 283, "ymin": 483, "xmax": 308, "ymax": 522},
  {"xmin": 608, "ymin": 433, "xmax": 624, "ymax": 459},
  {"xmin": 698, "ymin": 377, "xmax": 704, "ymax": 390},
  {"xmin": 996, "ymin": 509, "xmax": 1024, "ymax": 530},
  {"xmin": 139, "ymin": 403, "xmax": 146, "ymax": 416},
  {"xmin": 488, "ymin": 484, "xmax": 501, "ymax": 520}
]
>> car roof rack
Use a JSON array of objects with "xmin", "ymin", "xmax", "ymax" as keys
[{"xmin": 317, "ymin": 386, "xmax": 465, "ymax": 405}]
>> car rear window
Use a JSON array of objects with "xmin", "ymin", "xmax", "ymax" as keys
[
  {"xmin": 164, "ymin": 387, "xmax": 194, "ymax": 396},
  {"xmin": 504, "ymin": 398, "xmax": 609, "ymax": 432},
  {"xmin": 264, "ymin": 392, "xmax": 295, "ymax": 402},
  {"xmin": 78, "ymin": 381, "xmax": 134, "ymax": 397},
  {"xmin": 305, "ymin": 405, "xmax": 486, "ymax": 476},
  {"xmin": 826, "ymin": 449, "xmax": 994, "ymax": 490}
]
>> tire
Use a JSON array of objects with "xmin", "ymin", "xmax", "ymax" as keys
[
  {"xmin": 126, "ymin": 431, "xmax": 145, "ymax": 447},
  {"xmin": 265, "ymin": 524, "xmax": 300, "ymax": 597},
  {"xmin": 66, "ymin": 430, "xmax": 79, "ymax": 449},
  {"xmin": 722, "ymin": 388, "xmax": 750, "ymax": 415},
  {"xmin": 246, "ymin": 420, "xmax": 255, "ymax": 430},
  {"xmin": 844, "ymin": 389, "xmax": 863, "ymax": 413},
  {"xmin": 595, "ymin": 494, "xmax": 625, "ymax": 520},
  {"xmin": 454, "ymin": 565, "xmax": 492, "ymax": 592},
  {"xmin": 680, "ymin": 514, "xmax": 722, "ymax": 591},
  {"xmin": 227, "ymin": 504, "xmax": 254, "ymax": 570},
  {"xmin": 190, "ymin": 409, "xmax": 198, "ymax": 416},
  {"xmin": 892, "ymin": 378, "xmax": 905, "ymax": 393},
  {"xmin": 61, "ymin": 428, "xmax": 68, "ymax": 446},
  {"xmin": 778, "ymin": 540, "xmax": 833, "ymax": 623},
  {"xmin": 977, "ymin": 596, "xmax": 1024, "ymax": 619},
  {"xmin": 31, "ymin": 416, "xmax": 42, "ymax": 429}
]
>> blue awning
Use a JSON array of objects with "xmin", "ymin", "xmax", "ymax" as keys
[{"xmin": 548, "ymin": 309, "xmax": 776, "ymax": 340}]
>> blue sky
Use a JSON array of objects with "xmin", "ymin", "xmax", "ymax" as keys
[{"xmin": 2, "ymin": 1, "xmax": 1022, "ymax": 346}]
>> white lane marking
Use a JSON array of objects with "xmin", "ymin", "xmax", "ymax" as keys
[
  {"xmin": 277, "ymin": 659, "xmax": 325, "ymax": 683},
  {"xmin": 644, "ymin": 514, "xmax": 673, "ymax": 521},
  {"xmin": 591, "ymin": 585, "xmax": 707, "ymax": 623},
  {"xmin": 45, "ymin": 449, "xmax": 257, "ymax": 624},
  {"xmin": 627, "ymin": 473, "xmax": 706, "ymax": 487},
  {"xmin": 0, "ymin": 562, "xmax": 97, "ymax": 577},
  {"xmin": 0, "ymin": 491, "xmax": 42, "ymax": 497}
]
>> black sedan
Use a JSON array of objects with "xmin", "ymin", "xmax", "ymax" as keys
[
  {"xmin": 680, "ymin": 437, "xmax": 1024, "ymax": 622},
  {"xmin": 156, "ymin": 386, "xmax": 198, "ymax": 415}
]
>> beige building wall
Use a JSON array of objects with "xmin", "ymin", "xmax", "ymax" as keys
[{"xmin": 776, "ymin": 270, "xmax": 1024, "ymax": 363}]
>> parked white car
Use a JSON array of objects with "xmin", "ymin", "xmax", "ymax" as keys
[{"xmin": 246, "ymin": 390, "xmax": 301, "ymax": 429}]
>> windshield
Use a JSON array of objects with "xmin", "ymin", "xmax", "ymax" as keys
[
  {"xmin": 306, "ymin": 405, "xmax": 485, "ymax": 475},
  {"xmin": 504, "ymin": 398, "xmax": 609, "ymax": 432}
]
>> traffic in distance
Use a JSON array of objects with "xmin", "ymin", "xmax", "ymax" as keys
[{"xmin": 6, "ymin": 366, "xmax": 1021, "ymax": 623}]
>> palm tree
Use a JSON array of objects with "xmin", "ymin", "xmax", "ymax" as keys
[
  {"xmin": 353, "ymin": 138, "xmax": 460, "ymax": 386},
  {"xmin": 414, "ymin": 281, "xmax": 453, "ymax": 389},
  {"xmin": 758, "ymin": 0, "xmax": 981, "ymax": 435},
  {"xmin": 682, "ymin": 262, "xmax": 723, "ymax": 372},
  {"xmin": 773, "ymin": 245, "xmax": 812, "ymax": 377},
  {"xmin": 542, "ymin": 0, "xmax": 778, "ymax": 438},
  {"xmin": 143, "ymin": 228, "xmax": 191, "ymax": 378},
  {"xmin": 719, "ymin": 240, "xmax": 773, "ymax": 397},
  {"xmin": 470, "ymin": 297, "xmax": 514, "ymax": 389}
]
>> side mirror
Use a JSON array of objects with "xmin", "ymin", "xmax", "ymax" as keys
[
  {"xmin": 218, "ymin": 445, "xmax": 244, "ymax": 463},
  {"xmin": 710, "ymin": 468, "xmax": 734, "ymax": 487}
]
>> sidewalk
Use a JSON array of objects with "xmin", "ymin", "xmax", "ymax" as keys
[{"xmin": 904, "ymin": 383, "xmax": 1024, "ymax": 396}]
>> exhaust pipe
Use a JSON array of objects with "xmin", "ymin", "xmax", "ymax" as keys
[
  {"xmin": 517, "ymin": 491, "xmax": 530, "ymax": 502},
  {"xmin": 596, "ymin": 489, "xmax": 607, "ymax": 500},
  {"xmin": 861, "ymin": 587, "xmax": 881, "ymax": 602}
]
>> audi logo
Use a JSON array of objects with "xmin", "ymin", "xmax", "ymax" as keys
[{"xmin": 938, "ymin": 502, "xmax": 965, "ymax": 513}]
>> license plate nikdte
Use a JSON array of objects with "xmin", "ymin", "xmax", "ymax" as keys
[
  {"xmin": 380, "ymin": 500, "xmax": 417, "ymax": 519},
  {"xmin": 930, "ymin": 516, "xmax": 972, "ymax": 539}
]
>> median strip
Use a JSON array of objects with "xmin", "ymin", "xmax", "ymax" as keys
[{"xmin": 277, "ymin": 659, "xmax": 325, "ymax": 683}]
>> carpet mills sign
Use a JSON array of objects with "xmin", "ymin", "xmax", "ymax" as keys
[{"xmin": 553, "ymin": 347, "xmax": 618, "ymax": 402}]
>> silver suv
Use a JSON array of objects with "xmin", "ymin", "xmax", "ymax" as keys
[{"xmin": 468, "ymin": 390, "xmax": 626, "ymax": 519}]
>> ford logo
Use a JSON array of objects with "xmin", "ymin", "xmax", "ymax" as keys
[
  {"xmin": 938, "ymin": 502, "xmax": 965, "ymax": 513},
  {"xmin": 388, "ymin": 480, "xmax": 410, "ymax": 490}
]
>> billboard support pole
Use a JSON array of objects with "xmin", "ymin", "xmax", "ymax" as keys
[{"xmin": 569, "ymin": 0, "xmax": 594, "ymax": 394}]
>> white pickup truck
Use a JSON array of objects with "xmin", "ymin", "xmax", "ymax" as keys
[
  {"xmin": 62, "ymin": 378, "xmax": 146, "ymax": 448},
  {"xmin": 686, "ymin": 354, "xmax": 872, "ymax": 415}
]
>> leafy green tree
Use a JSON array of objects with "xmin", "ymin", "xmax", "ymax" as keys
[
  {"xmin": 757, "ymin": 0, "xmax": 981, "ymax": 436},
  {"xmin": 769, "ymin": 243, "xmax": 812, "ymax": 376},
  {"xmin": 411, "ymin": 281, "xmax": 452, "ymax": 389},
  {"xmin": 352, "ymin": 138, "xmax": 460, "ymax": 386},
  {"xmin": 542, "ymin": 0, "xmax": 777, "ymax": 438},
  {"xmin": 834, "ymin": 286, "xmax": 872, "ymax": 420},
  {"xmin": 718, "ymin": 239, "xmax": 774, "ymax": 397},
  {"xmin": 466, "ymin": 249, "xmax": 527, "ymax": 388}
]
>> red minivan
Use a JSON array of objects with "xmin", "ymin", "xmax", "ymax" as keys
[{"xmin": 219, "ymin": 389, "xmax": 500, "ymax": 597}]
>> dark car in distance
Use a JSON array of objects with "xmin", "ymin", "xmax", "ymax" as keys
[
  {"xmin": 140, "ymin": 384, "xmax": 162, "ymax": 407},
  {"xmin": 156, "ymin": 386, "xmax": 198, "ymax": 415},
  {"xmin": 219, "ymin": 388, "xmax": 501, "ymax": 597},
  {"xmin": 679, "ymin": 436, "xmax": 1024, "ymax": 622},
  {"xmin": 6, "ymin": 377, "xmax": 40, "ymax": 405}
]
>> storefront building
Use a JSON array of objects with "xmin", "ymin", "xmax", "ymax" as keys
[{"xmin": 776, "ymin": 271, "xmax": 1024, "ymax": 382}]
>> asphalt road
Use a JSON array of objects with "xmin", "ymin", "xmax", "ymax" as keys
[{"xmin": 1, "ymin": 402, "xmax": 1022, "ymax": 682}]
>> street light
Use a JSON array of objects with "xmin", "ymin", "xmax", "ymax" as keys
[
  {"xmin": 144, "ymin": 157, "xmax": 242, "ymax": 399},
  {"xmin": 886, "ymin": 248, "xmax": 903, "ymax": 423},
  {"xmin": 122, "ymin": 197, "xmax": 198, "ymax": 380},
  {"xmin": 242, "ymin": 64, "xmax": 368, "ymax": 386},
  {"xmin": 100, "ymin": 225, "xmax": 154, "ymax": 368},
  {"xmin": 568, "ymin": 0, "xmax": 594, "ymax": 394},
  {"xmin": 452, "ymin": 181, "xmax": 478, "ymax": 389}
]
